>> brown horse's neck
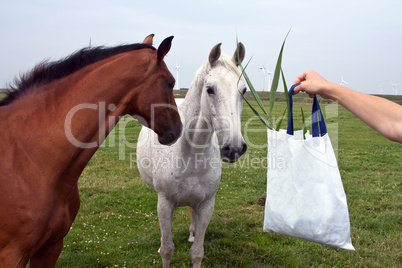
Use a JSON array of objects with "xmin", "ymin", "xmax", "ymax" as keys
[{"xmin": 2, "ymin": 52, "xmax": 143, "ymax": 196}]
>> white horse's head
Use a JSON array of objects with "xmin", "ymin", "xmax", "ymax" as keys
[{"xmin": 200, "ymin": 42, "xmax": 247, "ymax": 163}]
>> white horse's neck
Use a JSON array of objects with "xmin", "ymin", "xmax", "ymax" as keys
[{"xmin": 179, "ymin": 64, "xmax": 215, "ymax": 153}]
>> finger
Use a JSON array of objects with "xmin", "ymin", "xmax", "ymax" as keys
[
  {"xmin": 292, "ymin": 83, "xmax": 304, "ymax": 95},
  {"xmin": 293, "ymin": 72, "xmax": 307, "ymax": 84},
  {"xmin": 293, "ymin": 76, "xmax": 301, "ymax": 84}
]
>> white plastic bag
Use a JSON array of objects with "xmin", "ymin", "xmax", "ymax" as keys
[{"xmin": 263, "ymin": 84, "xmax": 354, "ymax": 251}]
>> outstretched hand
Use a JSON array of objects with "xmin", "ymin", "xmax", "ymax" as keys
[
  {"xmin": 292, "ymin": 69, "xmax": 402, "ymax": 143},
  {"xmin": 293, "ymin": 70, "xmax": 334, "ymax": 100}
]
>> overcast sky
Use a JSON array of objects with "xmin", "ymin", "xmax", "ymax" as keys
[{"xmin": 1, "ymin": 0, "xmax": 401, "ymax": 95}]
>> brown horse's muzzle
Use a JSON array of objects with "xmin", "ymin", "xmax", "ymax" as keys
[
  {"xmin": 131, "ymin": 104, "xmax": 182, "ymax": 145},
  {"xmin": 152, "ymin": 102, "xmax": 183, "ymax": 146},
  {"xmin": 157, "ymin": 122, "xmax": 182, "ymax": 145}
]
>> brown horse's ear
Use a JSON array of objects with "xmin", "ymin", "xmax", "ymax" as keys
[
  {"xmin": 143, "ymin": 34, "xmax": 154, "ymax": 45},
  {"xmin": 157, "ymin": 36, "xmax": 174, "ymax": 61},
  {"xmin": 209, "ymin": 43, "xmax": 222, "ymax": 66},
  {"xmin": 233, "ymin": 42, "xmax": 245, "ymax": 66}
]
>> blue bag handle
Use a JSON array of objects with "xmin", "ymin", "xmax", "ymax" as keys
[{"xmin": 287, "ymin": 84, "xmax": 327, "ymax": 137}]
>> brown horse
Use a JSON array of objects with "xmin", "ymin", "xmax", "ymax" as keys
[{"xmin": 0, "ymin": 34, "xmax": 182, "ymax": 267}]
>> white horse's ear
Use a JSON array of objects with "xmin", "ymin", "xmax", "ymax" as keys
[
  {"xmin": 209, "ymin": 43, "xmax": 222, "ymax": 66},
  {"xmin": 233, "ymin": 42, "xmax": 245, "ymax": 66}
]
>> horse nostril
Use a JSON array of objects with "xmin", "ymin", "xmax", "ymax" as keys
[
  {"xmin": 221, "ymin": 143, "xmax": 246, "ymax": 163},
  {"xmin": 241, "ymin": 143, "xmax": 247, "ymax": 155},
  {"xmin": 168, "ymin": 129, "xmax": 181, "ymax": 144},
  {"xmin": 169, "ymin": 131, "xmax": 175, "ymax": 141},
  {"xmin": 158, "ymin": 130, "xmax": 179, "ymax": 146},
  {"xmin": 221, "ymin": 145, "xmax": 231, "ymax": 153}
]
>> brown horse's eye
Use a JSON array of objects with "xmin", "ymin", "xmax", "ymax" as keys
[
  {"xmin": 168, "ymin": 82, "xmax": 175, "ymax": 89},
  {"xmin": 206, "ymin": 86, "xmax": 215, "ymax": 95}
]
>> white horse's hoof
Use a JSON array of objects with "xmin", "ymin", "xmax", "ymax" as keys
[
  {"xmin": 157, "ymin": 247, "xmax": 161, "ymax": 256},
  {"xmin": 188, "ymin": 236, "xmax": 195, "ymax": 243}
]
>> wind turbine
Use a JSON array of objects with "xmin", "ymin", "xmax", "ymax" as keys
[
  {"xmin": 340, "ymin": 75, "xmax": 349, "ymax": 87},
  {"xmin": 392, "ymin": 82, "xmax": 399, "ymax": 95},
  {"xmin": 175, "ymin": 62, "xmax": 180, "ymax": 90},
  {"xmin": 259, "ymin": 66, "xmax": 266, "ymax": 91},
  {"xmin": 267, "ymin": 68, "xmax": 273, "ymax": 92},
  {"xmin": 380, "ymin": 83, "xmax": 383, "ymax": 95}
]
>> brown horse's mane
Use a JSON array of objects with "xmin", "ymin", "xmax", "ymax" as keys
[{"xmin": 0, "ymin": 43, "xmax": 155, "ymax": 106}]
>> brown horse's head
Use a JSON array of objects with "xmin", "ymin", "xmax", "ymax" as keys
[{"xmin": 129, "ymin": 35, "xmax": 182, "ymax": 145}]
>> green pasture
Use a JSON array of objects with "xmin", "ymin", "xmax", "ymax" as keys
[
  {"xmin": 54, "ymin": 97, "xmax": 401, "ymax": 267},
  {"xmin": 175, "ymin": 90, "xmax": 402, "ymax": 105}
]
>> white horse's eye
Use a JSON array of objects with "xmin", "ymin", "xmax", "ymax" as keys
[{"xmin": 206, "ymin": 86, "xmax": 215, "ymax": 95}]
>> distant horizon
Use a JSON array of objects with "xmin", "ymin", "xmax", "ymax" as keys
[{"xmin": 0, "ymin": 88, "xmax": 400, "ymax": 97}]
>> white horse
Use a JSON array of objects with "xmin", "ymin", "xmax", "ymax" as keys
[{"xmin": 136, "ymin": 42, "xmax": 247, "ymax": 268}]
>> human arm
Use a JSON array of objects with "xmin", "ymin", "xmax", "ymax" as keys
[{"xmin": 293, "ymin": 70, "xmax": 402, "ymax": 143}]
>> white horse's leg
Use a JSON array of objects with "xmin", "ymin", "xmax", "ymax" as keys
[
  {"xmin": 188, "ymin": 206, "xmax": 195, "ymax": 243},
  {"xmin": 157, "ymin": 196, "xmax": 175, "ymax": 268},
  {"xmin": 190, "ymin": 196, "xmax": 216, "ymax": 268}
]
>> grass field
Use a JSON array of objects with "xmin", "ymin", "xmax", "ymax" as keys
[
  {"xmin": 49, "ymin": 93, "xmax": 402, "ymax": 268},
  {"xmin": 174, "ymin": 89, "xmax": 402, "ymax": 105}
]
